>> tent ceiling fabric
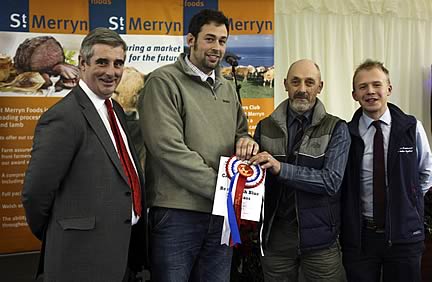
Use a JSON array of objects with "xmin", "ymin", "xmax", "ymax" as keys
[
  {"xmin": 273, "ymin": 0, "xmax": 432, "ymax": 141},
  {"xmin": 277, "ymin": 0, "xmax": 432, "ymax": 20}
]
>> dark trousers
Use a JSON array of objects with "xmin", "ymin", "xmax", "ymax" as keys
[
  {"xmin": 343, "ymin": 228, "xmax": 424, "ymax": 282},
  {"xmin": 148, "ymin": 207, "xmax": 232, "ymax": 282}
]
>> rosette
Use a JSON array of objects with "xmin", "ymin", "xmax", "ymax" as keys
[{"xmin": 224, "ymin": 155, "xmax": 265, "ymax": 246}]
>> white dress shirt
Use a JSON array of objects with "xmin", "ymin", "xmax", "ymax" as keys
[
  {"xmin": 79, "ymin": 80, "xmax": 140, "ymax": 225},
  {"xmin": 359, "ymin": 107, "xmax": 432, "ymax": 217}
]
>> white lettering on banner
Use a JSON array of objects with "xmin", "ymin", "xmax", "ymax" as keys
[
  {"xmin": 247, "ymin": 111, "xmax": 265, "ymax": 117},
  {"xmin": 109, "ymin": 16, "xmax": 125, "ymax": 31},
  {"xmin": 10, "ymin": 13, "xmax": 27, "ymax": 28}
]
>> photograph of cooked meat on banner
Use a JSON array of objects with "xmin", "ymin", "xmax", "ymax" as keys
[
  {"xmin": 0, "ymin": 0, "xmax": 274, "ymax": 255},
  {"xmin": 0, "ymin": 35, "xmax": 79, "ymax": 95}
]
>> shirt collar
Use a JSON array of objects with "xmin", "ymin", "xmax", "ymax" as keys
[
  {"xmin": 79, "ymin": 80, "xmax": 108, "ymax": 111},
  {"xmin": 360, "ymin": 107, "xmax": 391, "ymax": 129},
  {"xmin": 185, "ymin": 55, "xmax": 216, "ymax": 83}
]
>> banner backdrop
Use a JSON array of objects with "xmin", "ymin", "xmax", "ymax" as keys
[{"xmin": 0, "ymin": 0, "xmax": 274, "ymax": 254}]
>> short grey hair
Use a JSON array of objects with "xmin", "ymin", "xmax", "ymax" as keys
[{"xmin": 80, "ymin": 27, "xmax": 127, "ymax": 64}]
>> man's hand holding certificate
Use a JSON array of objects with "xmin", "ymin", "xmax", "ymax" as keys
[{"xmin": 212, "ymin": 156, "xmax": 265, "ymax": 246}]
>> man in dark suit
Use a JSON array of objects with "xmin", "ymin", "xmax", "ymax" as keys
[{"xmin": 22, "ymin": 28, "xmax": 146, "ymax": 282}]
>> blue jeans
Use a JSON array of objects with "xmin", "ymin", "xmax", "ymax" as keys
[{"xmin": 149, "ymin": 207, "xmax": 232, "ymax": 282}]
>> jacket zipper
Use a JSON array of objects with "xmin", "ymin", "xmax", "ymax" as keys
[
  {"xmin": 208, "ymin": 81, "xmax": 217, "ymax": 100},
  {"xmin": 386, "ymin": 180, "xmax": 392, "ymax": 247},
  {"xmin": 295, "ymin": 191, "xmax": 301, "ymax": 255},
  {"xmin": 357, "ymin": 138, "xmax": 363, "ymax": 248},
  {"xmin": 262, "ymin": 132, "xmax": 287, "ymax": 256},
  {"xmin": 294, "ymin": 146, "xmax": 301, "ymax": 255},
  {"xmin": 294, "ymin": 126, "xmax": 312, "ymax": 255}
]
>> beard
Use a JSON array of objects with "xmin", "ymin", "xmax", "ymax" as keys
[
  {"xmin": 204, "ymin": 51, "xmax": 221, "ymax": 69},
  {"xmin": 192, "ymin": 43, "xmax": 222, "ymax": 73},
  {"xmin": 290, "ymin": 99, "xmax": 312, "ymax": 113},
  {"xmin": 289, "ymin": 92, "xmax": 314, "ymax": 113}
]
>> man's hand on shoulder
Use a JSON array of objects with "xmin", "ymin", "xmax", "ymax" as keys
[{"xmin": 236, "ymin": 136, "xmax": 259, "ymax": 160}]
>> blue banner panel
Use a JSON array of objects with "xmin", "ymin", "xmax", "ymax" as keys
[
  {"xmin": 183, "ymin": 0, "xmax": 218, "ymax": 35},
  {"xmin": 0, "ymin": 0, "xmax": 30, "ymax": 32},
  {"xmin": 89, "ymin": 0, "xmax": 126, "ymax": 34}
]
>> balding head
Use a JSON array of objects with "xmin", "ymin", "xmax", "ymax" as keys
[
  {"xmin": 286, "ymin": 59, "xmax": 321, "ymax": 80},
  {"xmin": 284, "ymin": 59, "xmax": 323, "ymax": 114}
]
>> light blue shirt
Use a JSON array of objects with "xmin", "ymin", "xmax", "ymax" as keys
[{"xmin": 359, "ymin": 107, "xmax": 432, "ymax": 217}]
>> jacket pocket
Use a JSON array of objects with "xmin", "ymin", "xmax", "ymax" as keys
[
  {"xmin": 57, "ymin": 216, "xmax": 96, "ymax": 231},
  {"xmin": 327, "ymin": 199, "xmax": 336, "ymax": 228}
]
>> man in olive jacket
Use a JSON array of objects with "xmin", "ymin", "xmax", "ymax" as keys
[{"xmin": 139, "ymin": 9, "xmax": 258, "ymax": 282}]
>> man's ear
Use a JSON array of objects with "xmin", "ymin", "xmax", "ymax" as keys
[
  {"xmin": 352, "ymin": 91, "xmax": 359, "ymax": 101},
  {"xmin": 387, "ymin": 84, "xmax": 393, "ymax": 96},
  {"xmin": 318, "ymin": 81, "xmax": 324, "ymax": 93},
  {"xmin": 78, "ymin": 55, "xmax": 85, "ymax": 70},
  {"xmin": 186, "ymin": 33, "xmax": 195, "ymax": 49},
  {"xmin": 283, "ymin": 78, "xmax": 288, "ymax": 91}
]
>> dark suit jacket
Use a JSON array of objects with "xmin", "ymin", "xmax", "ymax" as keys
[{"xmin": 22, "ymin": 86, "xmax": 147, "ymax": 282}]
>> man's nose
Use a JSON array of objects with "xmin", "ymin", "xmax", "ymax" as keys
[
  {"xmin": 211, "ymin": 41, "xmax": 222, "ymax": 51},
  {"xmin": 298, "ymin": 81, "xmax": 307, "ymax": 92},
  {"xmin": 105, "ymin": 63, "xmax": 116, "ymax": 76},
  {"xmin": 367, "ymin": 84, "xmax": 375, "ymax": 93}
]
